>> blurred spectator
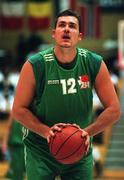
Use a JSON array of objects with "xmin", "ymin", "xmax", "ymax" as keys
[
  {"xmin": 0, "ymin": 71, "xmax": 9, "ymax": 119},
  {"xmin": 1, "ymin": 114, "xmax": 25, "ymax": 180},
  {"xmin": 103, "ymin": 39, "xmax": 120, "ymax": 77},
  {"xmin": 26, "ymin": 31, "xmax": 44, "ymax": 56},
  {"xmin": 1, "ymin": 71, "xmax": 25, "ymax": 179},
  {"xmin": 0, "ymin": 49, "xmax": 14, "ymax": 74},
  {"xmin": 16, "ymin": 33, "xmax": 28, "ymax": 69},
  {"xmin": 6, "ymin": 71, "xmax": 19, "ymax": 92},
  {"xmin": 0, "ymin": 70, "xmax": 19, "ymax": 120},
  {"xmin": 93, "ymin": 145, "xmax": 103, "ymax": 178},
  {"xmin": 15, "ymin": 32, "xmax": 50, "ymax": 68},
  {"xmin": 0, "ymin": 93, "xmax": 8, "ymax": 113},
  {"xmin": 0, "ymin": 71, "xmax": 5, "ymax": 92}
]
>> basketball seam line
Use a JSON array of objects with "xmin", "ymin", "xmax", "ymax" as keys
[
  {"xmin": 53, "ymin": 129, "xmax": 80, "ymax": 156},
  {"xmin": 57, "ymin": 139, "xmax": 85, "ymax": 161}
]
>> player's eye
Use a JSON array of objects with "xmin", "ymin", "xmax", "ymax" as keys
[
  {"xmin": 69, "ymin": 23, "xmax": 77, "ymax": 29},
  {"xmin": 58, "ymin": 22, "xmax": 65, "ymax": 27}
]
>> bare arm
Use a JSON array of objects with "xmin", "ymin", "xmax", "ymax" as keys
[
  {"xmin": 12, "ymin": 61, "xmax": 50, "ymax": 139},
  {"xmin": 84, "ymin": 61, "xmax": 121, "ymax": 137}
]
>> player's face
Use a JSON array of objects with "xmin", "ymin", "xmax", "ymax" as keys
[{"xmin": 52, "ymin": 16, "xmax": 82, "ymax": 48}]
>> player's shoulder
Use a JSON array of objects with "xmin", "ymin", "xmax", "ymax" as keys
[
  {"xmin": 28, "ymin": 47, "xmax": 54, "ymax": 64},
  {"xmin": 27, "ymin": 52, "xmax": 43, "ymax": 64},
  {"xmin": 78, "ymin": 48, "xmax": 103, "ymax": 61},
  {"xmin": 40, "ymin": 47, "xmax": 55, "ymax": 62}
]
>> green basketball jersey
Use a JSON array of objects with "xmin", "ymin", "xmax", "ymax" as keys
[
  {"xmin": 8, "ymin": 120, "xmax": 23, "ymax": 146},
  {"xmin": 23, "ymin": 47, "xmax": 102, "ymax": 154}
]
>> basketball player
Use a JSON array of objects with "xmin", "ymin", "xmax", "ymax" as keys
[{"xmin": 12, "ymin": 9, "xmax": 121, "ymax": 180}]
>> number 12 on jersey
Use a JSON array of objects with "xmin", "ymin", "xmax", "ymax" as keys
[{"xmin": 60, "ymin": 78, "xmax": 77, "ymax": 95}]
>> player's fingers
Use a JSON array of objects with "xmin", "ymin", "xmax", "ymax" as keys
[
  {"xmin": 85, "ymin": 144, "xmax": 90, "ymax": 154},
  {"xmin": 81, "ymin": 130, "xmax": 88, "ymax": 137},
  {"xmin": 81, "ymin": 130, "xmax": 90, "ymax": 154},
  {"xmin": 55, "ymin": 123, "xmax": 67, "ymax": 128},
  {"xmin": 47, "ymin": 135, "xmax": 50, "ymax": 143},
  {"xmin": 49, "ymin": 124, "xmax": 63, "ymax": 137},
  {"xmin": 51, "ymin": 125, "xmax": 63, "ymax": 132},
  {"xmin": 85, "ymin": 135, "xmax": 90, "ymax": 154},
  {"xmin": 49, "ymin": 129, "xmax": 54, "ymax": 137},
  {"xmin": 72, "ymin": 123, "xmax": 80, "ymax": 129},
  {"xmin": 47, "ymin": 124, "xmax": 66, "ymax": 143}
]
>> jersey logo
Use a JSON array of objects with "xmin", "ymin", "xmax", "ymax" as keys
[
  {"xmin": 78, "ymin": 75, "xmax": 90, "ymax": 89},
  {"xmin": 44, "ymin": 53, "xmax": 54, "ymax": 61}
]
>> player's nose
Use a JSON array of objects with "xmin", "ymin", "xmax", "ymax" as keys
[{"xmin": 64, "ymin": 25, "xmax": 70, "ymax": 32}]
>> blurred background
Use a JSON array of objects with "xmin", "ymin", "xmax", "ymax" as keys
[{"xmin": 0, "ymin": 0, "xmax": 124, "ymax": 179}]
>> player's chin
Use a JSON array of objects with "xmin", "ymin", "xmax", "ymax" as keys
[{"xmin": 60, "ymin": 43, "xmax": 71, "ymax": 48}]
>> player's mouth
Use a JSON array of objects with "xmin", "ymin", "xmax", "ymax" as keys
[{"xmin": 62, "ymin": 34, "xmax": 70, "ymax": 40}]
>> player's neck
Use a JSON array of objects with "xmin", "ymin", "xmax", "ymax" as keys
[{"xmin": 54, "ymin": 46, "xmax": 77, "ymax": 63}]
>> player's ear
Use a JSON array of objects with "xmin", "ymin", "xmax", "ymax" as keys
[
  {"xmin": 52, "ymin": 29, "xmax": 55, "ymax": 38},
  {"xmin": 79, "ymin": 32, "xmax": 83, "ymax": 41}
]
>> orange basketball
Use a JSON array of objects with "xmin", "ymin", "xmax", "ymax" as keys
[{"xmin": 49, "ymin": 125, "xmax": 86, "ymax": 164}]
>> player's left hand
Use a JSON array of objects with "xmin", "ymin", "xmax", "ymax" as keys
[
  {"xmin": 80, "ymin": 129, "xmax": 90, "ymax": 154},
  {"xmin": 72, "ymin": 124, "xmax": 90, "ymax": 154}
]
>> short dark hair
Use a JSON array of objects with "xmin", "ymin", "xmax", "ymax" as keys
[{"xmin": 54, "ymin": 9, "xmax": 81, "ymax": 32}]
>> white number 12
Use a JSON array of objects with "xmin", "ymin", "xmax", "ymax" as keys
[{"xmin": 60, "ymin": 78, "xmax": 77, "ymax": 95}]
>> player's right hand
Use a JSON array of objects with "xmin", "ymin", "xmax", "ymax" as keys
[{"xmin": 47, "ymin": 123, "xmax": 70, "ymax": 143}]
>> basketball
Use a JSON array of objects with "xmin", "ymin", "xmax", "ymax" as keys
[{"xmin": 49, "ymin": 125, "xmax": 86, "ymax": 164}]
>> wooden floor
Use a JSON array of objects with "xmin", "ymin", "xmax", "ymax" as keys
[{"xmin": 0, "ymin": 162, "xmax": 9, "ymax": 178}]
